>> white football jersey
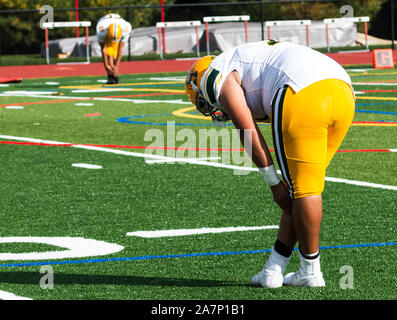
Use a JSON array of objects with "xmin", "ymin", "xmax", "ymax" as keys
[
  {"xmin": 200, "ymin": 41, "xmax": 352, "ymax": 119},
  {"xmin": 96, "ymin": 14, "xmax": 132, "ymax": 44}
]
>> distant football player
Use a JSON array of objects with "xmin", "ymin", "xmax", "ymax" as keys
[
  {"xmin": 96, "ymin": 13, "xmax": 132, "ymax": 84},
  {"xmin": 185, "ymin": 40, "xmax": 355, "ymax": 288}
]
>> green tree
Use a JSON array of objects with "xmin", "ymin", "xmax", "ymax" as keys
[
  {"xmin": 0, "ymin": 0, "xmax": 175, "ymax": 54},
  {"xmin": 0, "ymin": 0, "xmax": 390, "ymax": 55}
]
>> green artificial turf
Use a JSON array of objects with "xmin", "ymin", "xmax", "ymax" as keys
[{"xmin": 0, "ymin": 69, "xmax": 395, "ymax": 301}]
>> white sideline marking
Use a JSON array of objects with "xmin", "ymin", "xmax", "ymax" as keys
[
  {"xmin": 127, "ymin": 225, "xmax": 279, "ymax": 238},
  {"xmin": 5, "ymin": 106, "xmax": 24, "ymax": 109},
  {"xmin": 129, "ymin": 99, "xmax": 191, "ymax": 105},
  {"xmin": 72, "ymin": 144, "xmax": 253, "ymax": 171},
  {"xmin": 0, "ymin": 93, "xmax": 86, "ymax": 100},
  {"xmin": 2, "ymin": 91, "xmax": 57, "ymax": 95},
  {"xmin": 75, "ymin": 103, "xmax": 94, "ymax": 106},
  {"xmin": 0, "ymin": 92, "xmax": 189, "ymax": 105},
  {"xmin": 325, "ymin": 177, "xmax": 397, "ymax": 190},
  {"xmin": 45, "ymin": 82, "xmax": 60, "ymax": 85},
  {"xmin": 149, "ymin": 77, "xmax": 185, "ymax": 82},
  {"xmin": 72, "ymin": 88, "xmax": 127, "ymax": 93},
  {"xmin": 348, "ymin": 68, "xmax": 373, "ymax": 72},
  {"xmin": 1, "ymin": 135, "xmax": 396, "ymax": 191},
  {"xmin": 145, "ymin": 156, "xmax": 221, "ymax": 164},
  {"xmin": 353, "ymin": 82, "xmax": 397, "ymax": 86},
  {"xmin": 72, "ymin": 163, "xmax": 102, "ymax": 169},
  {"xmin": 0, "ymin": 290, "xmax": 32, "ymax": 300}
]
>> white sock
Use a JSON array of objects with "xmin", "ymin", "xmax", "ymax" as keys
[
  {"xmin": 264, "ymin": 248, "xmax": 291, "ymax": 274},
  {"xmin": 298, "ymin": 250, "xmax": 322, "ymax": 274}
]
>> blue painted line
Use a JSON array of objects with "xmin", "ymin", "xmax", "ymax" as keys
[
  {"xmin": 118, "ymin": 107, "xmax": 397, "ymax": 127},
  {"xmin": 356, "ymin": 103, "xmax": 397, "ymax": 106},
  {"xmin": 0, "ymin": 241, "xmax": 395, "ymax": 268},
  {"xmin": 356, "ymin": 109, "xmax": 397, "ymax": 116},
  {"xmin": 117, "ymin": 114, "xmax": 269, "ymax": 127}
]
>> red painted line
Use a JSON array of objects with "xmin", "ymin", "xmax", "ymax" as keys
[
  {"xmin": 0, "ymin": 60, "xmax": 196, "ymax": 79},
  {"xmin": 0, "ymin": 78, "xmax": 23, "ymax": 83},
  {"xmin": 353, "ymin": 121, "xmax": 397, "ymax": 124},
  {"xmin": 0, "ymin": 51, "xmax": 380, "ymax": 81},
  {"xmin": 0, "ymin": 140, "xmax": 393, "ymax": 153},
  {"xmin": 0, "ymin": 98, "xmax": 90, "ymax": 107},
  {"xmin": 336, "ymin": 149, "xmax": 390, "ymax": 153},
  {"xmin": 0, "ymin": 141, "xmax": 73, "ymax": 147},
  {"xmin": 84, "ymin": 112, "xmax": 101, "ymax": 117}
]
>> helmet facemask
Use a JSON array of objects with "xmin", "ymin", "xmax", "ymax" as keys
[{"xmin": 190, "ymin": 81, "xmax": 230, "ymax": 122}]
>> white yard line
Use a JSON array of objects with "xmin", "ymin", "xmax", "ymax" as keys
[
  {"xmin": 1, "ymin": 91, "xmax": 58, "ymax": 95},
  {"xmin": 353, "ymin": 82, "xmax": 397, "ymax": 86},
  {"xmin": 5, "ymin": 106, "xmax": 24, "ymax": 109},
  {"xmin": 72, "ymin": 88, "xmax": 128, "ymax": 93},
  {"xmin": 145, "ymin": 156, "xmax": 221, "ymax": 164},
  {"xmin": 149, "ymin": 77, "xmax": 185, "ymax": 81},
  {"xmin": 72, "ymin": 163, "xmax": 102, "ymax": 169},
  {"xmin": 1, "ymin": 135, "xmax": 396, "ymax": 191},
  {"xmin": 0, "ymin": 93, "xmax": 86, "ymax": 100},
  {"xmin": 126, "ymin": 225, "xmax": 279, "ymax": 238},
  {"xmin": 0, "ymin": 93, "xmax": 189, "ymax": 105}
]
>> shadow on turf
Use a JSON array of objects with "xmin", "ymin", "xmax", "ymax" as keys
[{"xmin": 0, "ymin": 271, "xmax": 249, "ymax": 287}]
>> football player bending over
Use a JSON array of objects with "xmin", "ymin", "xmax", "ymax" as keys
[
  {"xmin": 96, "ymin": 13, "xmax": 132, "ymax": 84},
  {"xmin": 185, "ymin": 40, "xmax": 355, "ymax": 288}
]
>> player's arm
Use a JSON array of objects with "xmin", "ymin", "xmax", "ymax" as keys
[
  {"xmin": 100, "ymin": 43, "xmax": 114, "ymax": 76},
  {"xmin": 219, "ymin": 71, "xmax": 292, "ymax": 214},
  {"xmin": 219, "ymin": 71, "xmax": 273, "ymax": 168},
  {"xmin": 113, "ymin": 41, "xmax": 125, "ymax": 77}
]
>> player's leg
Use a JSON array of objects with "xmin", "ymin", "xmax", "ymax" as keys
[
  {"xmin": 272, "ymin": 82, "xmax": 331, "ymax": 287},
  {"xmin": 106, "ymin": 56, "xmax": 115, "ymax": 84},
  {"xmin": 325, "ymin": 80, "xmax": 356, "ymax": 167},
  {"xmin": 251, "ymin": 210, "xmax": 296, "ymax": 288},
  {"xmin": 281, "ymin": 80, "xmax": 354, "ymax": 287},
  {"xmin": 104, "ymin": 45, "xmax": 116, "ymax": 84},
  {"xmin": 112, "ymin": 42, "xmax": 121, "ymax": 84}
]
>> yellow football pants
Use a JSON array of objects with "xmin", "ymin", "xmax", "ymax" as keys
[
  {"xmin": 105, "ymin": 41, "xmax": 120, "ymax": 59},
  {"xmin": 271, "ymin": 79, "xmax": 355, "ymax": 199}
]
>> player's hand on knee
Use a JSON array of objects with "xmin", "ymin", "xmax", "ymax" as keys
[{"xmin": 270, "ymin": 182, "xmax": 292, "ymax": 215}]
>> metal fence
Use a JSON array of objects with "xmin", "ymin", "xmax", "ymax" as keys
[{"xmin": 0, "ymin": 0, "xmax": 395, "ymax": 62}]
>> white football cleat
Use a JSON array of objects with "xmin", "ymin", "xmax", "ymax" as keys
[
  {"xmin": 283, "ymin": 270, "xmax": 325, "ymax": 287},
  {"xmin": 283, "ymin": 250, "xmax": 325, "ymax": 287},
  {"xmin": 251, "ymin": 249, "xmax": 290, "ymax": 288},
  {"xmin": 252, "ymin": 267, "xmax": 284, "ymax": 288}
]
